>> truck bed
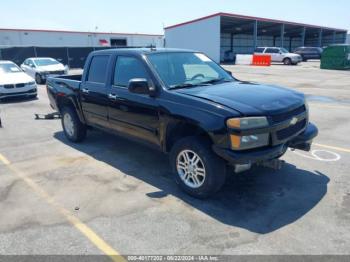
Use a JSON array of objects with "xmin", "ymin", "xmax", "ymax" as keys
[{"xmin": 46, "ymin": 75, "xmax": 82, "ymax": 111}]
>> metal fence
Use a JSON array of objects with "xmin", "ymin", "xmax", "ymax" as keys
[{"xmin": 0, "ymin": 46, "xmax": 119, "ymax": 68}]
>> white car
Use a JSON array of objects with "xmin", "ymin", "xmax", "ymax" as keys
[
  {"xmin": 254, "ymin": 47, "xmax": 302, "ymax": 65},
  {"xmin": 21, "ymin": 57, "xmax": 68, "ymax": 84},
  {"xmin": 0, "ymin": 61, "xmax": 37, "ymax": 100}
]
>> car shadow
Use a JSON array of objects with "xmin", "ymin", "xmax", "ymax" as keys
[{"xmin": 54, "ymin": 130, "xmax": 329, "ymax": 234}]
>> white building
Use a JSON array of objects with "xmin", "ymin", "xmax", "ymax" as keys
[
  {"xmin": 0, "ymin": 28, "xmax": 164, "ymax": 47},
  {"xmin": 165, "ymin": 12, "xmax": 348, "ymax": 63}
]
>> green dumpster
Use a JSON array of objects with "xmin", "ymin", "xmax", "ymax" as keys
[{"xmin": 321, "ymin": 44, "xmax": 350, "ymax": 70}]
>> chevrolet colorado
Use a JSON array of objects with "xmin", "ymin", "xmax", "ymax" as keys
[{"xmin": 46, "ymin": 48, "xmax": 318, "ymax": 198}]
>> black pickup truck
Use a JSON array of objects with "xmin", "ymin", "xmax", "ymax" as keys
[{"xmin": 47, "ymin": 48, "xmax": 318, "ymax": 198}]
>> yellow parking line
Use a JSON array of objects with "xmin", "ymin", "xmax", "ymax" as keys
[
  {"xmin": 314, "ymin": 143, "xmax": 350, "ymax": 153},
  {"xmin": 309, "ymin": 103, "xmax": 350, "ymax": 110},
  {"xmin": 0, "ymin": 153, "xmax": 125, "ymax": 262},
  {"xmin": 0, "ymin": 153, "xmax": 11, "ymax": 165}
]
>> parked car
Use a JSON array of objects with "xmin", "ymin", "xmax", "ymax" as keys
[
  {"xmin": 294, "ymin": 47, "xmax": 323, "ymax": 61},
  {"xmin": 46, "ymin": 48, "xmax": 318, "ymax": 198},
  {"xmin": 255, "ymin": 47, "xmax": 302, "ymax": 65},
  {"xmin": 0, "ymin": 60, "xmax": 37, "ymax": 100},
  {"xmin": 21, "ymin": 57, "xmax": 68, "ymax": 84}
]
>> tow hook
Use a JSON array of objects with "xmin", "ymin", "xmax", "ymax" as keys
[
  {"xmin": 34, "ymin": 112, "xmax": 61, "ymax": 120},
  {"xmin": 257, "ymin": 159, "xmax": 285, "ymax": 170}
]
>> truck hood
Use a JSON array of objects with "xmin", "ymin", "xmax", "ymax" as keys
[
  {"xmin": 0, "ymin": 72, "xmax": 34, "ymax": 85},
  {"xmin": 176, "ymin": 81, "xmax": 305, "ymax": 116}
]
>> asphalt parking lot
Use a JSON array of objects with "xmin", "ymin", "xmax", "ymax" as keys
[{"xmin": 0, "ymin": 62, "xmax": 349, "ymax": 257}]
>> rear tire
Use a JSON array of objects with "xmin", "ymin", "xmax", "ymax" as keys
[
  {"xmin": 61, "ymin": 106, "xmax": 87, "ymax": 143},
  {"xmin": 283, "ymin": 58, "xmax": 292, "ymax": 65},
  {"xmin": 170, "ymin": 136, "xmax": 226, "ymax": 199}
]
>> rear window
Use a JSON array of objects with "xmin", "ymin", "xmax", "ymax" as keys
[
  {"xmin": 87, "ymin": 55, "xmax": 110, "ymax": 83},
  {"xmin": 255, "ymin": 48, "xmax": 265, "ymax": 53}
]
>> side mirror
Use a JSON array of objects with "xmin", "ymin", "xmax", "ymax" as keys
[
  {"xmin": 225, "ymin": 70, "xmax": 233, "ymax": 76},
  {"xmin": 128, "ymin": 78, "xmax": 153, "ymax": 95}
]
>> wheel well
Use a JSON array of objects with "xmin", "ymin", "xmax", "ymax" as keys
[
  {"xmin": 57, "ymin": 97, "xmax": 75, "ymax": 113},
  {"xmin": 165, "ymin": 122, "xmax": 213, "ymax": 152}
]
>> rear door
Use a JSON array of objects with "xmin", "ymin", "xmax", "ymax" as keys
[
  {"xmin": 80, "ymin": 54, "xmax": 111, "ymax": 128},
  {"xmin": 308, "ymin": 48, "xmax": 319, "ymax": 59},
  {"xmin": 107, "ymin": 55, "xmax": 160, "ymax": 146}
]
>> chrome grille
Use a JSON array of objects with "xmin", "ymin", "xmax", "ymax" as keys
[
  {"xmin": 276, "ymin": 119, "xmax": 307, "ymax": 140},
  {"xmin": 15, "ymin": 83, "xmax": 25, "ymax": 88},
  {"xmin": 48, "ymin": 70, "xmax": 65, "ymax": 75},
  {"xmin": 270, "ymin": 105, "xmax": 306, "ymax": 123}
]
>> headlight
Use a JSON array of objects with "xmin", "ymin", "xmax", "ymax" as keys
[
  {"xmin": 227, "ymin": 117, "xmax": 268, "ymax": 129},
  {"xmin": 230, "ymin": 133, "xmax": 269, "ymax": 150},
  {"xmin": 227, "ymin": 117, "xmax": 269, "ymax": 150},
  {"xmin": 27, "ymin": 81, "xmax": 36, "ymax": 86}
]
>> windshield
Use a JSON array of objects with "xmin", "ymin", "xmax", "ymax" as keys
[
  {"xmin": 34, "ymin": 58, "xmax": 60, "ymax": 66},
  {"xmin": 280, "ymin": 48, "xmax": 289, "ymax": 53},
  {"xmin": 147, "ymin": 52, "xmax": 234, "ymax": 89},
  {"xmin": 0, "ymin": 63, "xmax": 22, "ymax": 74}
]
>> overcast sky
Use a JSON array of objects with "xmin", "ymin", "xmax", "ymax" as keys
[{"xmin": 1, "ymin": 0, "xmax": 349, "ymax": 34}]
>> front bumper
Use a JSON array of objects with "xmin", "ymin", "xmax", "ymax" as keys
[
  {"xmin": 0, "ymin": 89, "xmax": 37, "ymax": 99},
  {"xmin": 213, "ymin": 122, "xmax": 318, "ymax": 165},
  {"xmin": 291, "ymin": 56, "xmax": 302, "ymax": 63}
]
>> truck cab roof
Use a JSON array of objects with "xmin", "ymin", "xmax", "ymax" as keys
[{"xmin": 91, "ymin": 48, "xmax": 197, "ymax": 56}]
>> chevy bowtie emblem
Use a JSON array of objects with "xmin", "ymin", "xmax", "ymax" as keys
[{"xmin": 290, "ymin": 117, "xmax": 298, "ymax": 126}]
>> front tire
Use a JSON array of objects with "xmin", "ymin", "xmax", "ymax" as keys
[
  {"xmin": 35, "ymin": 74, "xmax": 43, "ymax": 84},
  {"xmin": 170, "ymin": 137, "xmax": 226, "ymax": 199},
  {"xmin": 61, "ymin": 107, "xmax": 87, "ymax": 143}
]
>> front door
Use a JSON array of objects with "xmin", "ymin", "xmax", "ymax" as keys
[
  {"xmin": 80, "ymin": 55, "xmax": 111, "ymax": 128},
  {"xmin": 265, "ymin": 48, "xmax": 282, "ymax": 62},
  {"xmin": 22, "ymin": 59, "xmax": 36, "ymax": 78},
  {"xmin": 107, "ymin": 55, "xmax": 160, "ymax": 147}
]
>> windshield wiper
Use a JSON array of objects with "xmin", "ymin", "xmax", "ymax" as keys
[
  {"xmin": 168, "ymin": 83, "xmax": 210, "ymax": 90},
  {"xmin": 199, "ymin": 78, "xmax": 232, "ymax": 85},
  {"xmin": 168, "ymin": 79, "xmax": 231, "ymax": 90}
]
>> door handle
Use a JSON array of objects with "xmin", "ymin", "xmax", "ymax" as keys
[
  {"xmin": 108, "ymin": 93, "xmax": 118, "ymax": 100},
  {"xmin": 82, "ymin": 88, "xmax": 90, "ymax": 94}
]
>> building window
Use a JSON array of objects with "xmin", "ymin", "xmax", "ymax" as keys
[{"xmin": 110, "ymin": 38, "xmax": 127, "ymax": 47}]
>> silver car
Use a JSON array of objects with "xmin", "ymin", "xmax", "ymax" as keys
[
  {"xmin": 21, "ymin": 57, "xmax": 68, "ymax": 84},
  {"xmin": 255, "ymin": 47, "xmax": 302, "ymax": 65}
]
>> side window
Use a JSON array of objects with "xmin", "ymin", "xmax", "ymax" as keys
[
  {"xmin": 28, "ymin": 60, "xmax": 34, "ymax": 67},
  {"xmin": 266, "ymin": 48, "xmax": 279, "ymax": 53},
  {"xmin": 255, "ymin": 48, "xmax": 265, "ymax": 53},
  {"xmin": 113, "ymin": 56, "xmax": 150, "ymax": 87},
  {"xmin": 87, "ymin": 55, "xmax": 110, "ymax": 83}
]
